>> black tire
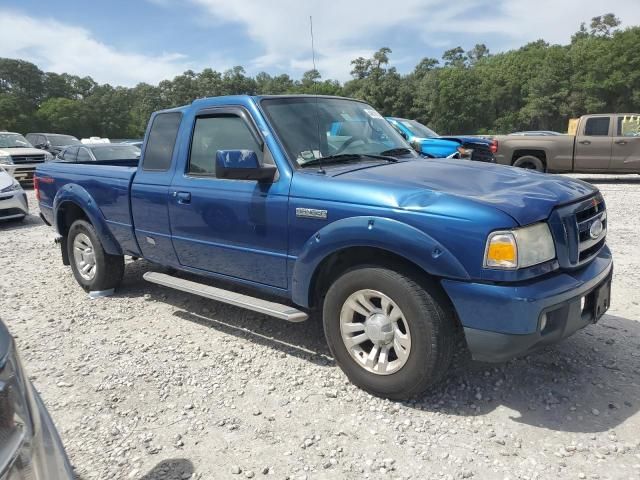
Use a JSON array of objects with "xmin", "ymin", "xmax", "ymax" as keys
[
  {"xmin": 323, "ymin": 266, "xmax": 455, "ymax": 400},
  {"xmin": 512, "ymin": 155, "xmax": 545, "ymax": 172},
  {"xmin": 67, "ymin": 219, "xmax": 124, "ymax": 292}
]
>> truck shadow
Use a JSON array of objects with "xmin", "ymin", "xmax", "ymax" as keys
[
  {"xmin": 74, "ymin": 458, "xmax": 194, "ymax": 480},
  {"xmin": 0, "ymin": 213, "xmax": 44, "ymax": 231},
  {"xmin": 575, "ymin": 175, "xmax": 640, "ymax": 185},
  {"xmin": 117, "ymin": 260, "xmax": 640, "ymax": 434}
]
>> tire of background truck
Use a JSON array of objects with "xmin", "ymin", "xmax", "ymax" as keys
[
  {"xmin": 512, "ymin": 155, "xmax": 545, "ymax": 171},
  {"xmin": 67, "ymin": 219, "xmax": 124, "ymax": 292},
  {"xmin": 322, "ymin": 266, "xmax": 455, "ymax": 399}
]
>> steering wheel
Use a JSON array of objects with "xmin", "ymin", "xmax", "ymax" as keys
[{"xmin": 333, "ymin": 135, "xmax": 371, "ymax": 155}]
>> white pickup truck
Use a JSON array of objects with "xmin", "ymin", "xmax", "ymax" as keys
[{"xmin": 493, "ymin": 114, "xmax": 640, "ymax": 173}]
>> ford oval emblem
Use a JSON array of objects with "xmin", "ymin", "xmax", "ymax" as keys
[{"xmin": 589, "ymin": 218, "xmax": 604, "ymax": 239}]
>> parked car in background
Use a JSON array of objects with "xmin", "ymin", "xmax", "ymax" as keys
[
  {"xmin": 0, "ymin": 132, "xmax": 53, "ymax": 185},
  {"xmin": 54, "ymin": 143, "xmax": 141, "ymax": 163},
  {"xmin": 493, "ymin": 113, "xmax": 640, "ymax": 172},
  {"xmin": 25, "ymin": 133, "xmax": 81, "ymax": 156},
  {"xmin": 0, "ymin": 166, "xmax": 28, "ymax": 221},
  {"xmin": 386, "ymin": 117, "xmax": 496, "ymax": 162},
  {"xmin": 509, "ymin": 131, "xmax": 563, "ymax": 136},
  {"xmin": 0, "ymin": 319, "xmax": 74, "ymax": 479},
  {"xmin": 36, "ymin": 95, "xmax": 612, "ymax": 399}
]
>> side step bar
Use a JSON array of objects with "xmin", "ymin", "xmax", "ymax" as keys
[{"xmin": 143, "ymin": 272, "xmax": 308, "ymax": 323}]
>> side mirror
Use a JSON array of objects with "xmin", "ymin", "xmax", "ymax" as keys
[
  {"xmin": 35, "ymin": 143, "xmax": 46, "ymax": 149},
  {"xmin": 215, "ymin": 150, "xmax": 276, "ymax": 182}
]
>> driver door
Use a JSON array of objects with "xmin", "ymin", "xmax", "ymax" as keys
[{"xmin": 168, "ymin": 107, "xmax": 290, "ymax": 289}]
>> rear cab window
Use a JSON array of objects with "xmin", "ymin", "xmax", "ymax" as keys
[
  {"xmin": 583, "ymin": 117, "xmax": 611, "ymax": 136},
  {"xmin": 142, "ymin": 112, "xmax": 182, "ymax": 171}
]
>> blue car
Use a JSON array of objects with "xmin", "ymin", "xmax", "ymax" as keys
[{"xmin": 386, "ymin": 117, "xmax": 496, "ymax": 162}]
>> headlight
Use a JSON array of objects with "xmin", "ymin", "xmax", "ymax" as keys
[
  {"xmin": 484, "ymin": 223, "xmax": 555, "ymax": 269},
  {"xmin": 0, "ymin": 341, "xmax": 35, "ymax": 478},
  {"xmin": 1, "ymin": 180, "xmax": 22, "ymax": 193},
  {"xmin": 0, "ymin": 154, "xmax": 12, "ymax": 165},
  {"xmin": 44, "ymin": 152, "xmax": 54, "ymax": 161}
]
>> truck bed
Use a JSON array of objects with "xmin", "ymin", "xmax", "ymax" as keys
[{"xmin": 36, "ymin": 162, "xmax": 140, "ymax": 256}]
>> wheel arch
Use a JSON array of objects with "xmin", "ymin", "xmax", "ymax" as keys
[
  {"xmin": 53, "ymin": 186, "xmax": 122, "ymax": 256},
  {"xmin": 291, "ymin": 216, "xmax": 470, "ymax": 308}
]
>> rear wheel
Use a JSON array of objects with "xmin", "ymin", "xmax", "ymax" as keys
[
  {"xmin": 513, "ymin": 155, "xmax": 545, "ymax": 172},
  {"xmin": 67, "ymin": 219, "xmax": 124, "ymax": 292},
  {"xmin": 323, "ymin": 266, "xmax": 455, "ymax": 399}
]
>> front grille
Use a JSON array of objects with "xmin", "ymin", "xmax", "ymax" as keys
[
  {"xmin": 467, "ymin": 143, "xmax": 495, "ymax": 163},
  {"xmin": 9, "ymin": 154, "xmax": 45, "ymax": 164},
  {"xmin": 548, "ymin": 194, "xmax": 607, "ymax": 269}
]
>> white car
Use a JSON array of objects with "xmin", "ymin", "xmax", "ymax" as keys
[
  {"xmin": 0, "ymin": 166, "xmax": 28, "ymax": 221},
  {"xmin": 0, "ymin": 131, "xmax": 53, "ymax": 185}
]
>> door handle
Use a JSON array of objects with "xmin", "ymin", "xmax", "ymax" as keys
[
  {"xmin": 614, "ymin": 140, "xmax": 628, "ymax": 145},
  {"xmin": 578, "ymin": 140, "xmax": 591, "ymax": 145},
  {"xmin": 172, "ymin": 191, "xmax": 191, "ymax": 204}
]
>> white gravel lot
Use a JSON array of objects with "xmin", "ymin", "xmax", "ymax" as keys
[{"xmin": 1, "ymin": 175, "xmax": 639, "ymax": 480}]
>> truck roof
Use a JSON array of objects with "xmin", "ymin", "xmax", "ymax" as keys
[{"xmin": 156, "ymin": 94, "xmax": 368, "ymax": 116}]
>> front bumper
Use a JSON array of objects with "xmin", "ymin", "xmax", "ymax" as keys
[
  {"xmin": 442, "ymin": 246, "xmax": 613, "ymax": 362},
  {"xmin": 2, "ymin": 164, "xmax": 39, "ymax": 185},
  {"xmin": 0, "ymin": 191, "xmax": 28, "ymax": 220}
]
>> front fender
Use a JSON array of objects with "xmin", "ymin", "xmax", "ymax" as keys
[
  {"xmin": 291, "ymin": 216, "xmax": 470, "ymax": 307},
  {"xmin": 53, "ymin": 184, "xmax": 122, "ymax": 256}
]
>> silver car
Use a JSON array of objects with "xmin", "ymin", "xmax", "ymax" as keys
[
  {"xmin": 0, "ymin": 167, "xmax": 28, "ymax": 221},
  {"xmin": 1, "ymin": 319, "xmax": 74, "ymax": 479}
]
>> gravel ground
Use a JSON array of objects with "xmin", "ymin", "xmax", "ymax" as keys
[{"xmin": 1, "ymin": 175, "xmax": 639, "ymax": 480}]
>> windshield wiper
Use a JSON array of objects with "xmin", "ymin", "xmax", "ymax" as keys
[
  {"xmin": 301, "ymin": 153, "xmax": 398, "ymax": 168},
  {"xmin": 378, "ymin": 147, "xmax": 415, "ymax": 157}
]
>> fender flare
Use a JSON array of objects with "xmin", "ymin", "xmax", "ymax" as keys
[
  {"xmin": 291, "ymin": 216, "xmax": 470, "ymax": 307},
  {"xmin": 53, "ymin": 184, "xmax": 123, "ymax": 256}
]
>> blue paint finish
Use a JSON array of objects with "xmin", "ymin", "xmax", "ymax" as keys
[
  {"xmin": 443, "ymin": 246, "xmax": 612, "ymax": 334},
  {"xmin": 35, "ymin": 95, "xmax": 613, "ymax": 356}
]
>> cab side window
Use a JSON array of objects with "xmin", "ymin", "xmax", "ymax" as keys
[
  {"xmin": 188, "ymin": 115, "xmax": 263, "ymax": 176},
  {"xmin": 77, "ymin": 147, "xmax": 92, "ymax": 162},
  {"xmin": 142, "ymin": 112, "xmax": 182, "ymax": 171},
  {"xmin": 583, "ymin": 117, "xmax": 610, "ymax": 136}
]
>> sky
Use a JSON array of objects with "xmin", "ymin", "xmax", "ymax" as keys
[{"xmin": 1, "ymin": 0, "xmax": 639, "ymax": 87}]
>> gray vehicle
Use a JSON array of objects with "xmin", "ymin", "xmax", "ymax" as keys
[
  {"xmin": 0, "ymin": 319, "xmax": 74, "ymax": 479},
  {"xmin": 0, "ymin": 167, "xmax": 28, "ymax": 221},
  {"xmin": 25, "ymin": 133, "xmax": 81, "ymax": 156},
  {"xmin": 55, "ymin": 143, "xmax": 141, "ymax": 163},
  {"xmin": 494, "ymin": 114, "xmax": 640, "ymax": 173}
]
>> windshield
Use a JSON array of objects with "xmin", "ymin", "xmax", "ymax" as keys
[
  {"xmin": 90, "ymin": 145, "xmax": 141, "ymax": 161},
  {"xmin": 48, "ymin": 134, "xmax": 81, "ymax": 146},
  {"xmin": 261, "ymin": 97, "xmax": 417, "ymax": 166},
  {"xmin": 400, "ymin": 119, "xmax": 438, "ymax": 138},
  {"xmin": 0, "ymin": 133, "xmax": 32, "ymax": 148}
]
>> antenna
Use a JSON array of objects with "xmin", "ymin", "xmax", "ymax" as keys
[{"xmin": 309, "ymin": 15, "xmax": 325, "ymax": 173}]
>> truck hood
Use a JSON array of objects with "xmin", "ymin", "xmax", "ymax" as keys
[
  {"xmin": 0, "ymin": 147, "xmax": 44, "ymax": 156},
  {"xmin": 329, "ymin": 158, "xmax": 597, "ymax": 225}
]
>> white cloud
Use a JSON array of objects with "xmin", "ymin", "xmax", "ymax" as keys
[
  {"xmin": 0, "ymin": 8, "xmax": 194, "ymax": 86},
  {"xmin": 191, "ymin": 0, "xmax": 640, "ymax": 79},
  {"xmin": 1, "ymin": 1, "xmax": 639, "ymax": 86}
]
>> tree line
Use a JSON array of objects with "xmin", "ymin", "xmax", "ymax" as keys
[{"xmin": 1, "ymin": 13, "xmax": 637, "ymax": 138}]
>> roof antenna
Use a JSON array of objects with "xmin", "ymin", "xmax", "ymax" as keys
[{"xmin": 309, "ymin": 15, "xmax": 325, "ymax": 174}]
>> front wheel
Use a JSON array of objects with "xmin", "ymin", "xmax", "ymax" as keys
[
  {"xmin": 323, "ymin": 267, "xmax": 455, "ymax": 399},
  {"xmin": 67, "ymin": 219, "xmax": 124, "ymax": 292},
  {"xmin": 513, "ymin": 155, "xmax": 545, "ymax": 171}
]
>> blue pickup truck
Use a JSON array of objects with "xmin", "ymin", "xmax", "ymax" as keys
[{"xmin": 35, "ymin": 95, "xmax": 613, "ymax": 399}]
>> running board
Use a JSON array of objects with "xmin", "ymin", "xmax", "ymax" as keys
[{"xmin": 143, "ymin": 272, "xmax": 308, "ymax": 323}]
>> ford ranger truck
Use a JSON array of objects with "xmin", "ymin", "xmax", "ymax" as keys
[
  {"xmin": 494, "ymin": 113, "xmax": 640, "ymax": 173},
  {"xmin": 35, "ymin": 95, "xmax": 613, "ymax": 399}
]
